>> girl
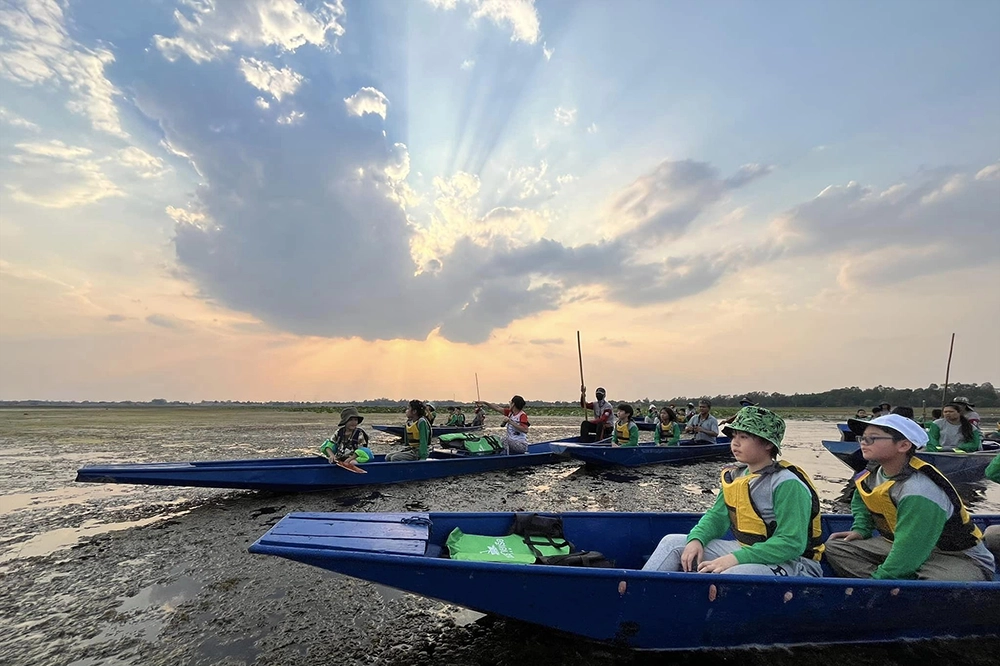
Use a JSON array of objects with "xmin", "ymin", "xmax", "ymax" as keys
[
  {"xmin": 927, "ymin": 403, "xmax": 982, "ymax": 452},
  {"xmin": 654, "ymin": 406, "xmax": 682, "ymax": 446},
  {"xmin": 385, "ymin": 400, "xmax": 431, "ymax": 461},
  {"xmin": 477, "ymin": 396, "xmax": 530, "ymax": 454},
  {"xmin": 319, "ymin": 406, "xmax": 373, "ymax": 472}
]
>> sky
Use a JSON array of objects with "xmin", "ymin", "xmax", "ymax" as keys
[{"xmin": 0, "ymin": 0, "xmax": 998, "ymax": 403}]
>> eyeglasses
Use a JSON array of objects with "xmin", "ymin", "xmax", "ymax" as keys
[{"xmin": 857, "ymin": 435, "xmax": 895, "ymax": 446}]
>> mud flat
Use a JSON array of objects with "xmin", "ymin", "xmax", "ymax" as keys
[{"xmin": 0, "ymin": 409, "xmax": 997, "ymax": 665}]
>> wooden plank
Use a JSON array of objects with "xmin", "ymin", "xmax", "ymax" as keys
[
  {"xmin": 272, "ymin": 520, "xmax": 428, "ymax": 540},
  {"xmin": 259, "ymin": 534, "xmax": 427, "ymax": 555}
]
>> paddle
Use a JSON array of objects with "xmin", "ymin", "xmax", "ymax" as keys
[
  {"xmin": 336, "ymin": 459, "xmax": 367, "ymax": 474},
  {"xmin": 577, "ymin": 331, "xmax": 586, "ymax": 419}
]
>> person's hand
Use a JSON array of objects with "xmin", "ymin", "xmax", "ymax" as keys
[
  {"xmin": 679, "ymin": 541, "xmax": 704, "ymax": 572},
  {"xmin": 828, "ymin": 531, "xmax": 863, "ymax": 541},
  {"xmin": 697, "ymin": 554, "xmax": 738, "ymax": 574}
]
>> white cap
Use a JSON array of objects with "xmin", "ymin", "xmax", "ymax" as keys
[{"xmin": 848, "ymin": 414, "xmax": 928, "ymax": 449}]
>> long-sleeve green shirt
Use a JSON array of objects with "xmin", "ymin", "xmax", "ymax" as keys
[
  {"xmin": 847, "ymin": 483, "xmax": 949, "ymax": 580},
  {"xmin": 985, "ymin": 453, "xmax": 1000, "ymax": 483},
  {"xmin": 404, "ymin": 418, "xmax": 432, "ymax": 459},
  {"xmin": 654, "ymin": 422, "xmax": 681, "ymax": 446},
  {"xmin": 686, "ymin": 473, "xmax": 813, "ymax": 566},
  {"xmin": 613, "ymin": 421, "xmax": 639, "ymax": 446},
  {"xmin": 926, "ymin": 421, "xmax": 982, "ymax": 452}
]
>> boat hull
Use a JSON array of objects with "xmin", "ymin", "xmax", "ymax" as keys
[
  {"xmin": 249, "ymin": 511, "xmax": 1000, "ymax": 650},
  {"xmin": 549, "ymin": 439, "xmax": 732, "ymax": 467},
  {"xmin": 821, "ymin": 440, "xmax": 997, "ymax": 484},
  {"xmin": 74, "ymin": 437, "xmax": 585, "ymax": 491}
]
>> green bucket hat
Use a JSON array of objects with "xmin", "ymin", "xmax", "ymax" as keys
[
  {"xmin": 338, "ymin": 406, "xmax": 364, "ymax": 427},
  {"xmin": 722, "ymin": 406, "xmax": 785, "ymax": 451}
]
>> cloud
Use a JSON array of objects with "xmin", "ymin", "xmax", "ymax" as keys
[
  {"xmin": 0, "ymin": 0, "xmax": 125, "ymax": 136},
  {"xmin": 586, "ymin": 123, "xmax": 598, "ymax": 134},
  {"xmin": 607, "ymin": 159, "xmax": 771, "ymax": 242},
  {"xmin": 116, "ymin": 147, "xmax": 168, "ymax": 179},
  {"xmin": 146, "ymin": 314, "xmax": 184, "ymax": 329},
  {"xmin": 105, "ymin": 314, "xmax": 128, "ymax": 322},
  {"xmin": 0, "ymin": 106, "xmax": 40, "ymax": 131},
  {"xmin": 773, "ymin": 161, "xmax": 1000, "ymax": 255},
  {"xmin": 542, "ymin": 42, "xmax": 554, "ymax": 60},
  {"xmin": 460, "ymin": 59, "xmax": 475, "ymax": 70},
  {"xmin": 529, "ymin": 337, "xmax": 562, "ymax": 345},
  {"xmin": 6, "ymin": 140, "xmax": 122, "ymax": 208},
  {"xmin": 255, "ymin": 96, "xmax": 270, "ymax": 110},
  {"xmin": 427, "ymin": 0, "xmax": 541, "ymax": 44},
  {"xmin": 239, "ymin": 58, "xmax": 305, "ymax": 101},
  {"xmin": 277, "ymin": 110, "xmax": 306, "ymax": 125},
  {"xmin": 344, "ymin": 87, "xmax": 388, "ymax": 119},
  {"xmin": 553, "ymin": 106, "xmax": 576, "ymax": 126},
  {"xmin": 153, "ymin": 0, "xmax": 346, "ymax": 63}
]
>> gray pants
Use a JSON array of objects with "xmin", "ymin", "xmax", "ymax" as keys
[
  {"xmin": 384, "ymin": 449, "xmax": 420, "ymax": 462},
  {"xmin": 501, "ymin": 435, "xmax": 528, "ymax": 455},
  {"xmin": 641, "ymin": 533, "xmax": 823, "ymax": 577},
  {"xmin": 824, "ymin": 536, "xmax": 992, "ymax": 581},
  {"xmin": 985, "ymin": 525, "xmax": 1000, "ymax": 562}
]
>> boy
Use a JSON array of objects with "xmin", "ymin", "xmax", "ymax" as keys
[
  {"xmin": 319, "ymin": 406, "xmax": 373, "ymax": 473},
  {"xmin": 642, "ymin": 407, "xmax": 825, "ymax": 577},
  {"xmin": 825, "ymin": 414, "xmax": 994, "ymax": 581},
  {"xmin": 612, "ymin": 404, "xmax": 639, "ymax": 447}
]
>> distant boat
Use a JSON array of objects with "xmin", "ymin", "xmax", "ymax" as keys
[
  {"xmin": 249, "ymin": 510, "xmax": 1000, "ymax": 651},
  {"xmin": 549, "ymin": 439, "xmax": 732, "ymax": 467},
  {"xmin": 74, "ymin": 435, "xmax": 586, "ymax": 492},
  {"xmin": 372, "ymin": 424, "xmax": 483, "ymax": 438},
  {"xmin": 821, "ymin": 439, "xmax": 998, "ymax": 484}
]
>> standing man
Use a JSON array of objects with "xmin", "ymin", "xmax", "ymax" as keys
[
  {"xmin": 685, "ymin": 399, "xmax": 720, "ymax": 444},
  {"xmin": 580, "ymin": 385, "xmax": 614, "ymax": 441}
]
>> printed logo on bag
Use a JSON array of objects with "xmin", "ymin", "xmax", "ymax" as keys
[{"xmin": 483, "ymin": 538, "xmax": 518, "ymax": 559}]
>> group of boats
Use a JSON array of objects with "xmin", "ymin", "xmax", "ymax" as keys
[{"xmin": 75, "ymin": 420, "xmax": 1000, "ymax": 651}]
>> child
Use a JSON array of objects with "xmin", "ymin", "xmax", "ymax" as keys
[
  {"xmin": 477, "ymin": 396, "xmax": 529, "ymax": 454},
  {"xmin": 319, "ymin": 407, "xmax": 373, "ymax": 472},
  {"xmin": 445, "ymin": 405, "xmax": 466, "ymax": 427},
  {"xmin": 926, "ymin": 403, "xmax": 982, "ymax": 452},
  {"xmin": 824, "ymin": 414, "xmax": 994, "ymax": 581},
  {"xmin": 985, "ymin": 455, "xmax": 1000, "ymax": 560},
  {"xmin": 642, "ymin": 406, "xmax": 825, "ymax": 577},
  {"xmin": 654, "ymin": 406, "xmax": 681, "ymax": 446},
  {"xmin": 612, "ymin": 404, "xmax": 639, "ymax": 447},
  {"xmin": 385, "ymin": 400, "xmax": 431, "ymax": 462}
]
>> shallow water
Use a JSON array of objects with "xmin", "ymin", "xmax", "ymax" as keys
[{"xmin": 0, "ymin": 408, "xmax": 997, "ymax": 666}]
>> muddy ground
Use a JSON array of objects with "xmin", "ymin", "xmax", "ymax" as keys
[{"xmin": 0, "ymin": 409, "xmax": 997, "ymax": 666}]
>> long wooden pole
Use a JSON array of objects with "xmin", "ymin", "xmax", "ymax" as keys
[
  {"xmin": 577, "ymin": 331, "xmax": 586, "ymax": 417},
  {"xmin": 940, "ymin": 333, "xmax": 955, "ymax": 408},
  {"xmin": 475, "ymin": 373, "xmax": 481, "ymax": 402}
]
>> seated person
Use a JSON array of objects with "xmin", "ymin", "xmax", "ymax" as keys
[
  {"xmin": 824, "ymin": 414, "xmax": 994, "ymax": 581},
  {"xmin": 719, "ymin": 397, "xmax": 757, "ymax": 427},
  {"xmin": 926, "ymin": 403, "xmax": 982, "ymax": 452},
  {"xmin": 684, "ymin": 400, "xmax": 719, "ymax": 444},
  {"xmin": 445, "ymin": 405, "xmax": 466, "ymax": 427},
  {"xmin": 855, "ymin": 408, "xmax": 869, "ymax": 420},
  {"xmin": 385, "ymin": 400, "xmax": 431, "ymax": 462},
  {"xmin": 471, "ymin": 404, "xmax": 486, "ymax": 427},
  {"xmin": 984, "ymin": 455, "xmax": 1000, "ymax": 560},
  {"xmin": 477, "ymin": 396, "xmax": 530, "ymax": 454},
  {"xmin": 654, "ymin": 406, "xmax": 682, "ymax": 446},
  {"xmin": 642, "ymin": 407, "xmax": 825, "ymax": 577},
  {"xmin": 318, "ymin": 406, "xmax": 373, "ymax": 470},
  {"xmin": 425, "ymin": 402, "xmax": 437, "ymax": 425},
  {"xmin": 645, "ymin": 405, "xmax": 658, "ymax": 424},
  {"xmin": 579, "ymin": 385, "xmax": 613, "ymax": 440},
  {"xmin": 612, "ymin": 404, "xmax": 639, "ymax": 447}
]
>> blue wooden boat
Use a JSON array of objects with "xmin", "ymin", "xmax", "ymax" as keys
[
  {"xmin": 372, "ymin": 424, "xmax": 483, "ymax": 438},
  {"xmin": 821, "ymin": 440, "xmax": 998, "ymax": 484},
  {"xmin": 249, "ymin": 510, "xmax": 1000, "ymax": 650},
  {"xmin": 836, "ymin": 423, "xmax": 855, "ymax": 441},
  {"xmin": 549, "ymin": 438, "xmax": 732, "ymax": 467},
  {"xmin": 74, "ymin": 436, "xmax": 584, "ymax": 492}
]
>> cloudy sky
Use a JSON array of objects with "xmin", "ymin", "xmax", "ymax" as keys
[{"xmin": 1, "ymin": 0, "xmax": 998, "ymax": 403}]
